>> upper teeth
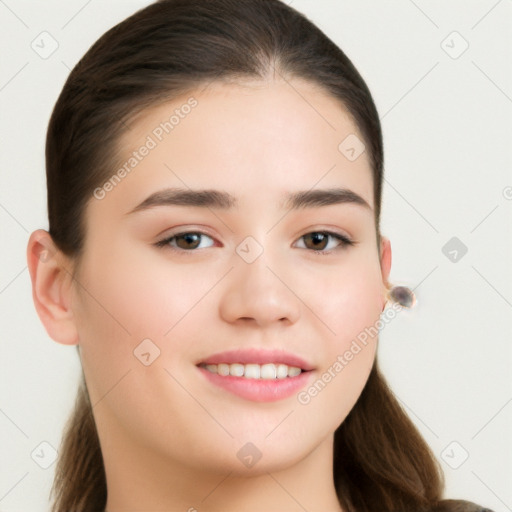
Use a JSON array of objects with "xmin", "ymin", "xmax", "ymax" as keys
[{"xmin": 202, "ymin": 363, "xmax": 302, "ymax": 379}]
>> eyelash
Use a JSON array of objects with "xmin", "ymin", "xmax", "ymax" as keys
[{"xmin": 154, "ymin": 230, "xmax": 355, "ymax": 255}]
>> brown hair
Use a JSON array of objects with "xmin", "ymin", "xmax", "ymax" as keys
[{"xmin": 46, "ymin": 1, "xmax": 447, "ymax": 511}]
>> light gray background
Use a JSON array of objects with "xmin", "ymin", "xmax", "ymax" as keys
[{"xmin": 1, "ymin": 1, "xmax": 511, "ymax": 511}]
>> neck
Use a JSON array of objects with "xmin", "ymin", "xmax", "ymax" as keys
[{"xmin": 101, "ymin": 422, "xmax": 344, "ymax": 512}]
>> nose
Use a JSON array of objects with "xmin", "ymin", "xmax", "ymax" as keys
[{"xmin": 218, "ymin": 249, "xmax": 301, "ymax": 328}]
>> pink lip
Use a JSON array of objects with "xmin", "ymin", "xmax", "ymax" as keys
[
  {"xmin": 197, "ymin": 348, "xmax": 314, "ymax": 371},
  {"xmin": 197, "ymin": 366, "xmax": 314, "ymax": 402}
]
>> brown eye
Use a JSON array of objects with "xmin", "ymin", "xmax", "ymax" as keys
[
  {"xmin": 155, "ymin": 232, "xmax": 215, "ymax": 250},
  {"xmin": 303, "ymin": 232, "xmax": 329, "ymax": 250},
  {"xmin": 296, "ymin": 231, "xmax": 354, "ymax": 253},
  {"xmin": 174, "ymin": 233, "xmax": 202, "ymax": 249}
]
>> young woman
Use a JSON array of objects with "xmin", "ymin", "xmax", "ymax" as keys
[{"xmin": 26, "ymin": 1, "xmax": 495, "ymax": 511}]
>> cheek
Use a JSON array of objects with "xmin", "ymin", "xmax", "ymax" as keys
[
  {"xmin": 77, "ymin": 240, "xmax": 207, "ymax": 334},
  {"xmin": 294, "ymin": 288, "xmax": 380, "ymax": 435},
  {"xmin": 73, "ymin": 240, "xmax": 228, "ymax": 390},
  {"xmin": 325, "ymin": 276, "xmax": 382, "ymax": 348},
  {"xmin": 292, "ymin": 255, "xmax": 382, "ymax": 420},
  {"xmin": 298, "ymin": 251, "xmax": 384, "ymax": 347},
  {"xmin": 72, "ymin": 243, "xmax": 207, "ymax": 403}
]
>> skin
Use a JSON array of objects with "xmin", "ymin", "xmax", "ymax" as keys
[{"xmin": 27, "ymin": 77, "xmax": 392, "ymax": 512}]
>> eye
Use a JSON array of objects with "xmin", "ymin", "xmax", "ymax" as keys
[
  {"xmin": 154, "ymin": 229, "xmax": 355, "ymax": 254},
  {"xmin": 294, "ymin": 231, "xmax": 354, "ymax": 254},
  {"xmin": 155, "ymin": 231, "xmax": 215, "ymax": 251}
]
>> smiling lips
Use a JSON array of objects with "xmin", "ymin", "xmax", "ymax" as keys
[
  {"xmin": 197, "ymin": 348, "xmax": 315, "ymax": 402},
  {"xmin": 198, "ymin": 347, "xmax": 314, "ymax": 370}
]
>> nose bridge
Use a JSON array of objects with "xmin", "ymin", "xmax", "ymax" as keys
[
  {"xmin": 238, "ymin": 244, "xmax": 279, "ymax": 294},
  {"xmin": 218, "ymin": 237, "xmax": 301, "ymax": 326}
]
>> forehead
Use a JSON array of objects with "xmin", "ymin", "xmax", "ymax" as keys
[{"xmin": 93, "ymin": 78, "xmax": 374, "ymax": 217}]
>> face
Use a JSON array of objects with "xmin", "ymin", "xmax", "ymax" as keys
[{"xmin": 70, "ymin": 78, "xmax": 390, "ymax": 475}]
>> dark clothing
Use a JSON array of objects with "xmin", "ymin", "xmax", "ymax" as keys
[{"xmin": 431, "ymin": 499, "xmax": 495, "ymax": 512}]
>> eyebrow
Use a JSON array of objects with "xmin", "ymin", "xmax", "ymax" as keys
[{"xmin": 125, "ymin": 187, "xmax": 372, "ymax": 215}]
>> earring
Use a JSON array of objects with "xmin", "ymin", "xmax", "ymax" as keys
[{"xmin": 386, "ymin": 285, "xmax": 416, "ymax": 309}]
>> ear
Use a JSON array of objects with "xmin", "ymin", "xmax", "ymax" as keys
[
  {"xmin": 379, "ymin": 235, "xmax": 392, "ymax": 308},
  {"xmin": 26, "ymin": 229, "xmax": 79, "ymax": 345}
]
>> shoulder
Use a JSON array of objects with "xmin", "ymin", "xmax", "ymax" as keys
[{"xmin": 430, "ymin": 499, "xmax": 496, "ymax": 512}]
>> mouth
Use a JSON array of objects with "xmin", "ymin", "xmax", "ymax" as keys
[
  {"xmin": 198, "ymin": 362, "xmax": 307, "ymax": 379},
  {"xmin": 196, "ymin": 348, "xmax": 315, "ymax": 402}
]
